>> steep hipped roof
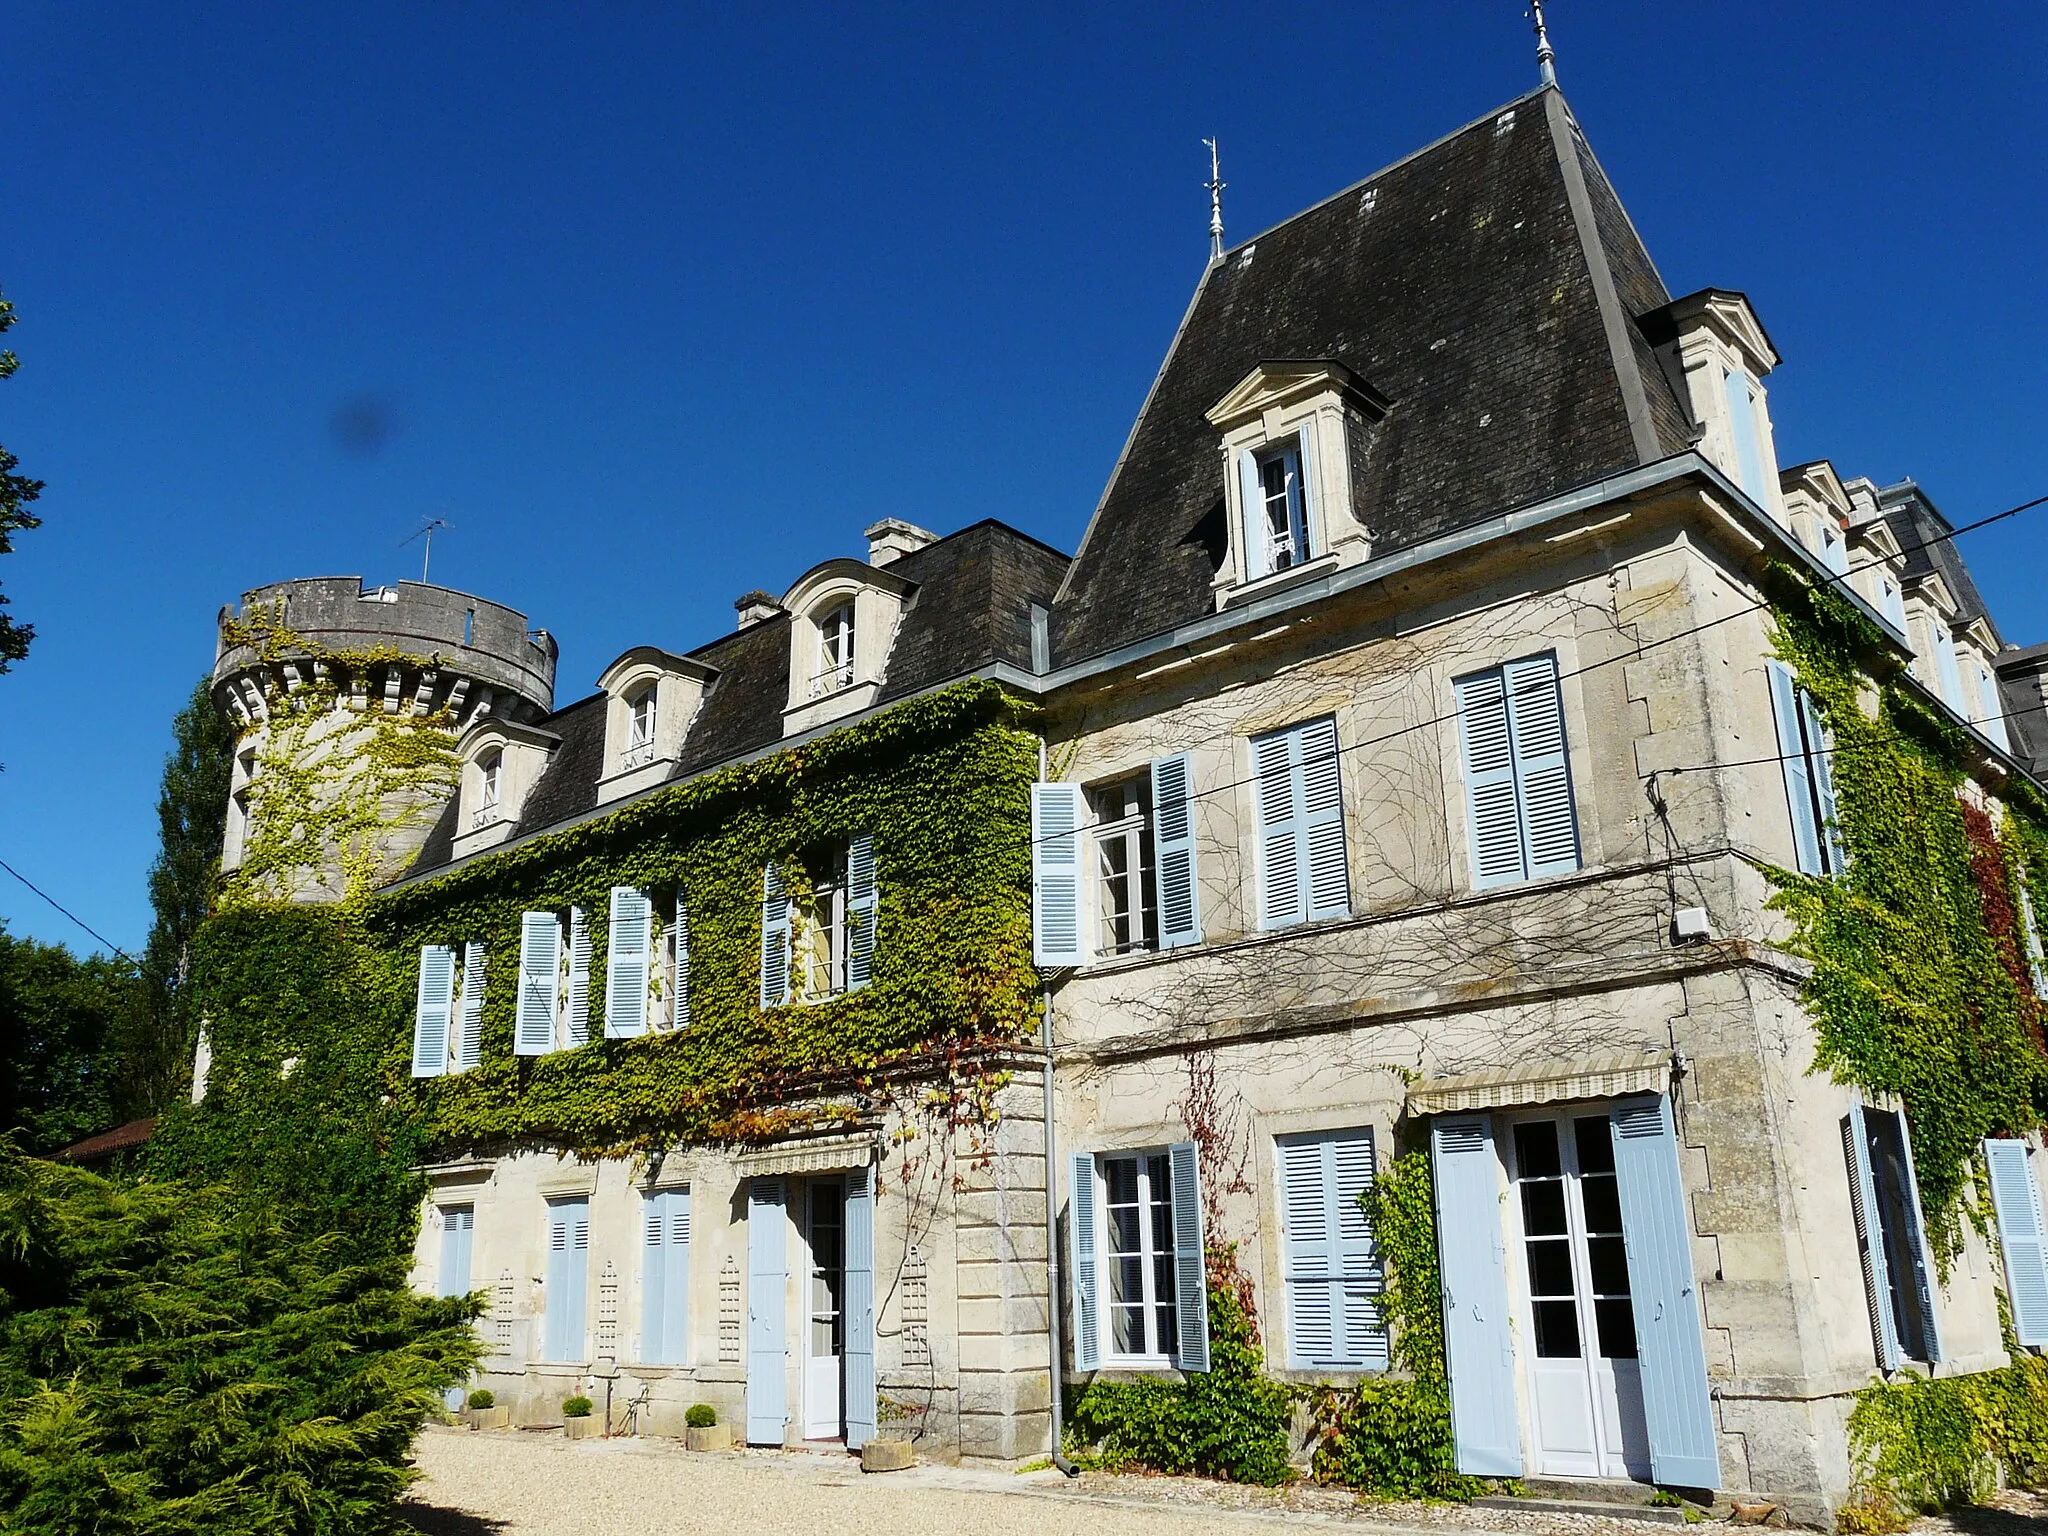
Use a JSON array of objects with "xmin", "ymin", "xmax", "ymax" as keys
[
  {"xmin": 1050, "ymin": 86, "xmax": 1691, "ymax": 666},
  {"xmin": 1874, "ymin": 479, "xmax": 2000, "ymax": 641}
]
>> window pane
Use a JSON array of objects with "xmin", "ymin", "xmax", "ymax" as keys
[
  {"xmin": 1105, "ymin": 1157, "xmax": 1139, "ymax": 1206},
  {"xmin": 1586, "ymin": 1235, "xmax": 1630, "ymax": 1297},
  {"xmin": 1534, "ymin": 1299, "xmax": 1582, "ymax": 1358},
  {"xmin": 1515, "ymin": 1121, "xmax": 1561, "ymax": 1178},
  {"xmin": 1580, "ymin": 1175, "xmax": 1623, "ymax": 1235},
  {"xmin": 1595, "ymin": 1298, "xmax": 1639, "ymax": 1359},
  {"xmin": 1573, "ymin": 1116, "xmax": 1615, "ymax": 1175},
  {"xmin": 1520, "ymin": 1179, "xmax": 1568, "ymax": 1237},
  {"xmin": 1526, "ymin": 1238, "xmax": 1575, "ymax": 1298}
]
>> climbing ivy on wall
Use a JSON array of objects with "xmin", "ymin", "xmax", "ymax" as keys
[
  {"xmin": 1765, "ymin": 568, "xmax": 2048, "ymax": 1263},
  {"xmin": 218, "ymin": 601, "xmax": 462, "ymax": 909}
]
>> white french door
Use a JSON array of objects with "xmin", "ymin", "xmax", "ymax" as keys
[
  {"xmin": 1504, "ymin": 1112, "xmax": 1651, "ymax": 1481},
  {"xmin": 802, "ymin": 1178, "xmax": 846, "ymax": 1440}
]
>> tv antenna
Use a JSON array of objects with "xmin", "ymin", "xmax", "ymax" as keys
[{"xmin": 400, "ymin": 517, "xmax": 452, "ymax": 584}]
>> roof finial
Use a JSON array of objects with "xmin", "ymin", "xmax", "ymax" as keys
[
  {"xmin": 1203, "ymin": 138, "xmax": 1226, "ymax": 263},
  {"xmin": 1530, "ymin": 0, "xmax": 1558, "ymax": 87}
]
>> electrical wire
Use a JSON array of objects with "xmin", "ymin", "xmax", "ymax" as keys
[{"xmin": 0, "ymin": 854, "xmax": 134, "ymax": 960}]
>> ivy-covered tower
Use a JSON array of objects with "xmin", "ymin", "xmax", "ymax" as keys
[{"xmin": 212, "ymin": 577, "xmax": 556, "ymax": 905}]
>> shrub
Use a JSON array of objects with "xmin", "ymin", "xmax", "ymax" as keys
[
  {"xmin": 562, "ymin": 1396, "xmax": 594, "ymax": 1419},
  {"xmin": 0, "ymin": 1139, "xmax": 481, "ymax": 1534},
  {"xmin": 466, "ymin": 1389, "xmax": 495, "ymax": 1411},
  {"xmin": 685, "ymin": 1403, "xmax": 717, "ymax": 1429}
]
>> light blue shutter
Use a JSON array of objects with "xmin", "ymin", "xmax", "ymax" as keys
[
  {"xmin": 745, "ymin": 1179, "xmax": 788, "ymax": 1444},
  {"xmin": 1979, "ymin": 668, "xmax": 2012, "ymax": 751},
  {"xmin": 411, "ymin": 945, "xmax": 456, "ymax": 1078},
  {"xmin": 1503, "ymin": 655, "xmax": 1579, "ymax": 879},
  {"xmin": 456, "ymin": 944, "xmax": 486, "ymax": 1072},
  {"xmin": 1298, "ymin": 717, "xmax": 1351, "ymax": 918},
  {"xmin": 1168, "ymin": 1141, "xmax": 1210, "ymax": 1372},
  {"xmin": 759, "ymin": 867, "xmax": 791, "ymax": 1008},
  {"xmin": 1431, "ymin": 1115, "xmax": 1521, "ymax": 1476},
  {"xmin": 1238, "ymin": 449, "xmax": 1269, "ymax": 581},
  {"xmin": 564, "ymin": 906, "xmax": 591, "ymax": 1047},
  {"xmin": 1609, "ymin": 1095, "xmax": 1720, "ymax": 1489},
  {"xmin": 545, "ymin": 1198, "xmax": 590, "ymax": 1361},
  {"xmin": 1151, "ymin": 754, "xmax": 1202, "ymax": 948},
  {"xmin": 643, "ymin": 1189, "xmax": 691, "ymax": 1365},
  {"xmin": 438, "ymin": 1206, "xmax": 474, "ymax": 1298},
  {"xmin": 845, "ymin": 833, "xmax": 877, "ymax": 991},
  {"xmin": 1456, "ymin": 670, "xmax": 1525, "ymax": 889},
  {"xmin": 2021, "ymin": 888, "xmax": 2048, "ymax": 998},
  {"xmin": 1798, "ymin": 688, "xmax": 1847, "ymax": 875},
  {"xmin": 1890, "ymin": 1108, "xmax": 1944, "ymax": 1363},
  {"xmin": 1253, "ymin": 728, "xmax": 1305, "ymax": 928},
  {"xmin": 1986, "ymin": 1139, "xmax": 2048, "ymax": 1348},
  {"xmin": 1294, "ymin": 418, "xmax": 1319, "ymax": 557},
  {"xmin": 516, "ymin": 913, "xmax": 560, "ymax": 1056},
  {"xmin": 1069, "ymin": 1151, "xmax": 1101, "ymax": 1371},
  {"xmin": 1766, "ymin": 661, "xmax": 1825, "ymax": 877},
  {"xmin": 844, "ymin": 1166, "xmax": 877, "ymax": 1449},
  {"xmin": 1280, "ymin": 1129, "xmax": 1386, "ymax": 1371},
  {"xmin": 1032, "ymin": 784, "xmax": 1087, "ymax": 967},
  {"xmin": 1723, "ymin": 370, "xmax": 1766, "ymax": 500},
  {"xmin": 1844, "ymin": 1102, "xmax": 1902, "ymax": 1372},
  {"xmin": 605, "ymin": 887, "xmax": 652, "ymax": 1038},
  {"xmin": 1934, "ymin": 625, "xmax": 1965, "ymax": 711},
  {"xmin": 671, "ymin": 887, "xmax": 693, "ymax": 1028}
]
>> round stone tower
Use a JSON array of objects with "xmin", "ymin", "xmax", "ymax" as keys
[{"xmin": 213, "ymin": 577, "xmax": 556, "ymax": 904}]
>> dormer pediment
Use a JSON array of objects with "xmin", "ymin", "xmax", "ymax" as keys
[
  {"xmin": 1639, "ymin": 288, "xmax": 1781, "ymax": 376},
  {"xmin": 1204, "ymin": 360, "xmax": 1391, "ymax": 432},
  {"xmin": 1852, "ymin": 517, "xmax": 1904, "ymax": 563},
  {"xmin": 1781, "ymin": 460, "xmax": 1849, "ymax": 517},
  {"xmin": 595, "ymin": 646, "xmax": 718, "ymax": 804},
  {"xmin": 1911, "ymin": 572, "xmax": 1958, "ymax": 618}
]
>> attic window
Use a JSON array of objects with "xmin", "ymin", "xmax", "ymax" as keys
[
  {"xmin": 623, "ymin": 686, "xmax": 658, "ymax": 770},
  {"xmin": 1249, "ymin": 443, "xmax": 1310, "ymax": 575},
  {"xmin": 475, "ymin": 750, "xmax": 503, "ymax": 826},
  {"xmin": 813, "ymin": 602, "xmax": 856, "ymax": 697}
]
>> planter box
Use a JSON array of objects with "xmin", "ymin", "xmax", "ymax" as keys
[
  {"xmin": 564, "ymin": 1416, "xmax": 603, "ymax": 1441},
  {"xmin": 685, "ymin": 1424, "xmax": 732, "ymax": 1452},
  {"xmin": 466, "ymin": 1406, "xmax": 511, "ymax": 1431}
]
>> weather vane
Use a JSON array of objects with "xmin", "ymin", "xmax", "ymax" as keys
[
  {"xmin": 1530, "ymin": 0, "xmax": 1558, "ymax": 87},
  {"xmin": 1203, "ymin": 138, "xmax": 1226, "ymax": 263},
  {"xmin": 400, "ymin": 517, "xmax": 452, "ymax": 584}
]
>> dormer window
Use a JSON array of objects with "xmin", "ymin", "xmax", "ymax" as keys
[
  {"xmin": 1251, "ymin": 443, "xmax": 1310, "ymax": 576},
  {"xmin": 623, "ymin": 685, "xmax": 658, "ymax": 769},
  {"xmin": 596, "ymin": 648, "xmax": 716, "ymax": 804},
  {"xmin": 453, "ymin": 719, "xmax": 560, "ymax": 860},
  {"xmin": 814, "ymin": 602, "xmax": 856, "ymax": 697},
  {"xmin": 1639, "ymin": 288, "xmax": 1784, "ymax": 523}
]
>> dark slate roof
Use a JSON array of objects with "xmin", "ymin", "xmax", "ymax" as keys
[
  {"xmin": 1049, "ymin": 86, "xmax": 1691, "ymax": 666},
  {"xmin": 402, "ymin": 519, "xmax": 1068, "ymax": 875},
  {"xmin": 1875, "ymin": 480, "xmax": 2000, "ymax": 641}
]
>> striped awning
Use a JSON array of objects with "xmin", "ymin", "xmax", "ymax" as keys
[
  {"xmin": 733, "ymin": 1133, "xmax": 876, "ymax": 1178},
  {"xmin": 1406, "ymin": 1052, "xmax": 1670, "ymax": 1116}
]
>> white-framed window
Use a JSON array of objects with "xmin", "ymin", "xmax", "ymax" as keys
[
  {"xmin": 1091, "ymin": 777, "xmax": 1157, "ymax": 956},
  {"xmin": 1932, "ymin": 621, "xmax": 1966, "ymax": 712},
  {"xmin": 437, "ymin": 1204, "xmax": 475, "ymax": 1299},
  {"xmin": 1453, "ymin": 653, "xmax": 1581, "ymax": 890},
  {"xmin": 514, "ymin": 908, "xmax": 591, "ymax": 1055},
  {"xmin": 1100, "ymin": 1150, "xmax": 1182, "ymax": 1364},
  {"xmin": 1250, "ymin": 716, "xmax": 1349, "ymax": 929},
  {"xmin": 760, "ymin": 836, "xmax": 876, "ymax": 1007},
  {"xmin": 473, "ymin": 749, "xmax": 503, "ymax": 828},
  {"xmin": 641, "ymin": 1187, "xmax": 691, "ymax": 1365},
  {"xmin": 411, "ymin": 941, "xmax": 487, "ymax": 1077},
  {"xmin": 1254, "ymin": 442, "xmax": 1311, "ymax": 573},
  {"xmin": 1817, "ymin": 519, "xmax": 1850, "ymax": 578},
  {"xmin": 813, "ymin": 602, "xmax": 856, "ymax": 697},
  {"xmin": 623, "ymin": 686, "xmax": 658, "ymax": 770},
  {"xmin": 1765, "ymin": 660, "xmax": 1847, "ymax": 878}
]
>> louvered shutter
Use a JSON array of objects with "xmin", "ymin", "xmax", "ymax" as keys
[
  {"xmin": 1294, "ymin": 417, "xmax": 1319, "ymax": 556},
  {"xmin": 1935, "ymin": 625, "xmax": 1965, "ymax": 710},
  {"xmin": 456, "ymin": 944, "xmax": 486, "ymax": 1072},
  {"xmin": 1723, "ymin": 370, "xmax": 1766, "ymax": 500},
  {"xmin": 1151, "ymin": 753, "xmax": 1202, "ymax": 948},
  {"xmin": 1889, "ymin": 1108, "xmax": 1944, "ymax": 1362},
  {"xmin": 745, "ymin": 1179, "xmax": 788, "ymax": 1443},
  {"xmin": 642, "ymin": 1193, "xmax": 669, "ymax": 1363},
  {"xmin": 1069, "ymin": 1151, "xmax": 1101, "ymax": 1371},
  {"xmin": 759, "ymin": 867, "xmax": 791, "ymax": 1008},
  {"xmin": 1766, "ymin": 661, "xmax": 1825, "ymax": 876},
  {"xmin": 1280, "ymin": 1129, "xmax": 1384, "ymax": 1371},
  {"xmin": 845, "ymin": 833, "xmax": 877, "ymax": 991},
  {"xmin": 671, "ymin": 887, "xmax": 693, "ymax": 1027},
  {"xmin": 411, "ymin": 945, "xmax": 456, "ymax": 1078},
  {"xmin": 1031, "ymin": 784, "xmax": 1087, "ymax": 967},
  {"xmin": 1843, "ymin": 1102, "xmax": 1902, "ymax": 1372},
  {"xmin": 1979, "ymin": 669, "xmax": 2013, "ymax": 751},
  {"xmin": 1798, "ymin": 689, "xmax": 1847, "ymax": 875},
  {"xmin": 564, "ymin": 906, "xmax": 591, "ymax": 1047},
  {"xmin": 843, "ymin": 1166, "xmax": 877, "ymax": 1448},
  {"xmin": 1238, "ymin": 449, "xmax": 1268, "ymax": 581},
  {"xmin": 1168, "ymin": 1141, "xmax": 1210, "ymax": 1372},
  {"xmin": 1609, "ymin": 1095, "xmax": 1720, "ymax": 1489},
  {"xmin": 1503, "ymin": 654, "xmax": 1579, "ymax": 879},
  {"xmin": 438, "ymin": 1206, "xmax": 475, "ymax": 1298},
  {"xmin": 1298, "ymin": 717, "xmax": 1351, "ymax": 918},
  {"xmin": 1456, "ymin": 670, "xmax": 1525, "ymax": 889},
  {"xmin": 2021, "ymin": 887, "xmax": 2048, "ymax": 998},
  {"xmin": 606, "ymin": 887, "xmax": 652, "ymax": 1038},
  {"xmin": 515, "ymin": 913, "xmax": 560, "ymax": 1056},
  {"xmin": 1987, "ymin": 1139, "xmax": 2048, "ymax": 1347},
  {"xmin": 1253, "ymin": 728, "xmax": 1305, "ymax": 928},
  {"xmin": 545, "ymin": 1198, "xmax": 590, "ymax": 1361},
  {"xmin": 1432, "ymin": 1114, "xmax": 1522, "ymax": 1475}
]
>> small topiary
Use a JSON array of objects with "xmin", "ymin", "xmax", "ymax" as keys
[
  {"xmin": 685, "ymin": 1403, "xmax": 717, "ymax": 1429},
  {"xmin": 466, "ymin": 1389, "xmax": 495, "ymax": 1410},
  {"xmin": 562, "ymin": 1395, "xmax": 594, "ymax": 1419}
]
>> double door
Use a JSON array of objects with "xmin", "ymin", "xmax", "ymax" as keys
[
  {"xmin": 803, "ymin": 1178, "xmax": 846, "ymax": 1440},
  {"xmin": 1504, "ymin": 1112, "xmax": 1651, "ymax": 1480}
]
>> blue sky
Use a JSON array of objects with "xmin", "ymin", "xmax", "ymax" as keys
[{"xmin": 4, "ymin": 2, "xmax": 2044, "ymax": 955}]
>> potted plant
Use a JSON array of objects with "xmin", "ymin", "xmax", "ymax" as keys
[
  {"xmin": 684, "ymin": 1403, "xmax": 730, "ymax": 1452},
  {"xmin": 563, "ymin": 1394, "xmax": 601, "ymax": 1440},
  {"xmin": 465, "ymin": 1388, "xmax": 509, "ymax": 1431}
]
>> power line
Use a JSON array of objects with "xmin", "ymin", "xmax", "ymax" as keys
[
  {"xmin": 0, "ymin": 854, "xmax": 134, "ymax": 961},
  {"xmin": 1030, "ymin": 486, "xmax": 2048, "ymax": 848}
]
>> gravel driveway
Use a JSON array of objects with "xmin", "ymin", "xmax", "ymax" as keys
[{"xmin": 401, "ymin": 1426, "xmax": 1697, "ymax": 1536}]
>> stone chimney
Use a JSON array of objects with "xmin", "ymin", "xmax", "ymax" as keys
[
  {"xmin": 734, "ymin": 590, "xmax": 784, "ymax": 630},
  {"xmin": 865, "ymin": 518, "xmax": 938, "ymax": 568}
]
